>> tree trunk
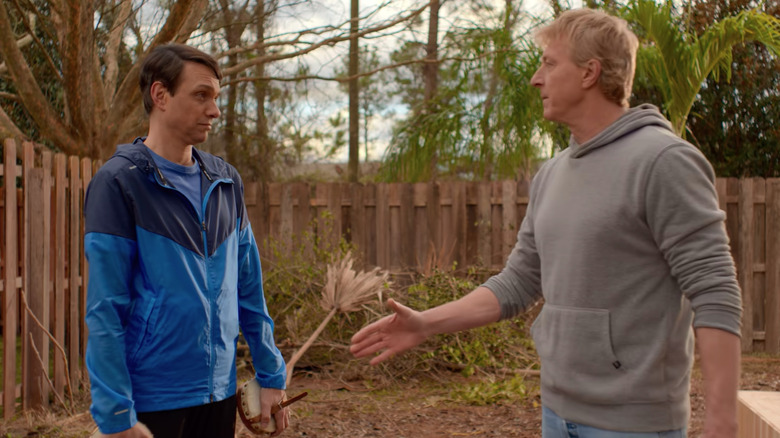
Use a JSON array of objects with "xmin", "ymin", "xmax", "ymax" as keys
[
  {"xmin": 424, "ymin": 0, "xmax": 440, "ymax": 180},
  {"xmin": 348, "ymin": 0, "xmax": 360, "ymax": 182},
  {"xmin": 254, "ymin": 0, "xmax": 275, "ymax": 183},
  {"xmin": 423, "ymin": 0, "xmax": 439, "ymax": 103}
]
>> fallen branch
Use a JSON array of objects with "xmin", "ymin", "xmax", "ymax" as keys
[
  {"xmin": 20, "ymin": 289, "xmax": 76, "ymax": 409},
  {"xmin": 285, "ymin": 252, "xmax": 389, "ymax": 386},
  {"xmin": 27, "ymin": 332, "xmax": 74, "ymax": 416}
]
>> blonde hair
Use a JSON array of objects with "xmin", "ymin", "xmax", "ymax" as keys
[{"xmin": 535, "ymin": 9, "xmax": 639, "ymax": 107}]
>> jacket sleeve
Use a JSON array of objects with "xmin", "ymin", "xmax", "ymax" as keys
[
  {"xmin": 482, "ymin": 177, "xmax": 544, "ymax": 320},
  {"xmin": 644, "ymin": 144, "xmax": 742, "ymax": 336},
  {"xmin": 83, "ymin": 167, "xmax": 140, "ymax": 433},
  {"xmin": 235, "ymin": 176, "xmax": 287, "ymax": 389}
]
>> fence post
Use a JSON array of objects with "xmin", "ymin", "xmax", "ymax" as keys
[
  {"xmin": 376, "ymin": 183, "xmax": 389, "ymax": 268},
  {"xmin": 501, "ymin": 180, "xmax": 517, "ymax": 262},
  {"xmin": 477, "ymin": 182, "xmax": 491, "ymax": 267},
  {"xmin": 3, "ymin": 139, "xmax": 19, "ymax": 419},
  {"xmin": 738, "ymin": 178, "xmax": 754, "ymax": 352},
  {"xmin": 68, "ymin": 156, "xmax": 81, "ymax": 386},
  {"xmin": 766, "ymin": 179, "xmax": 780, "ymax": 354},
  {"xmin": 23, "ymin": 167, "xmax": 49, "ymax": 409},
  {"xmin": 80, "ymin": 158, "xmax": 92, "ymax": 378},
  {"xmin": 53, "ymin": 154, "xmax": 67, "ymax": 396},
  {"xmin": 400, "ymin": 183, "xmax": 415, "ymax": 269}
]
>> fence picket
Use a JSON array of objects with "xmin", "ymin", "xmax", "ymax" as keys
[
  {"xmin": 68, "ymin": 156, "xmax": 80, "ymax": 386},
  {"xmin": 767, "ymin": 180, "xmax": 780, "ymax": 353},
  {"xmin": 739, "ymin": 178, "xmax": 755, "ymax": 352},
  {"xmin": 3, "ymin": 139, "xmax": 18, "ymax": 419},
  {"xmin": 53, "ymin": 154, "xmax": 66, "ymax": 396},
  {"xmin": 80, "ymin": 158, "xmax": 92, "ymax": 376}
]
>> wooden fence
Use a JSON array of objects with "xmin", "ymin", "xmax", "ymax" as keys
[
  {"xmin": 0, "ymin": 138, "xmax": 778, "ymax": 419},
  {"xmin": 0, "ymin": 139, "xmax": 95, "ymax": 419},
  {"xmin": 245, "ymin": 179, "xmax": 780, "ymax": 355}
]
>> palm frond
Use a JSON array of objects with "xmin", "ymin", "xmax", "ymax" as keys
[
  {"xmin": 626, "ymin": 0, "xmax": 780, "ymax": 136},
  {"xmin": 320, "ymin": 251, "xmax": 389, "ymax": 312}
]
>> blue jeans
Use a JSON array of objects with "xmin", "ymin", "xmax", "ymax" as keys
[{"xmin": 542, "ymin": 406, "xmax": 687, "ymax": 438}]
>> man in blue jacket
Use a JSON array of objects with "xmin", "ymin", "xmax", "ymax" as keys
[{"xmin": 84, "ymin": 43, "xmax": 288, "ymax": 438}]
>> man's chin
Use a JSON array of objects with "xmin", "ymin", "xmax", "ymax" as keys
[{"xmin": 191, "ymin": 133, "xmax": 209, "ymax": 145}]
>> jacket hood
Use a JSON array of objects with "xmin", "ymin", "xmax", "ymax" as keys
[
  {"xmin": 570, "ymin": 104, "xmax": 673, "ymax": 158},
  {"xmin": 111, "ymin": 137, "xmax": 230, "ymax": 180}
]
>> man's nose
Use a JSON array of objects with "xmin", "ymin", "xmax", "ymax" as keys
[
  {"xmin": 530, "ymin": 69, "xmax": 542, "ymax": 87},
  {"xmin": 207, "ymin": 100, "xmax": 221, "ymax": 118}
]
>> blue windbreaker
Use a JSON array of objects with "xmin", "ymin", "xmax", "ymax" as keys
[{"xmin": 84, "ymin": 139, "xmax": 286, "ymax": 434}]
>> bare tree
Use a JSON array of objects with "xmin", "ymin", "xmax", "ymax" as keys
[{"xmin": 0, "ymin": 0, "xmax": 206, "ymax": 158}]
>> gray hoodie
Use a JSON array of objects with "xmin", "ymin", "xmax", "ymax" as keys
[{"xmin": 483, "ymin": 104, "xmax": 742, "ymax": 432}]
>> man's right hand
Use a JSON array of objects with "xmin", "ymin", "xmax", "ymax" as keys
[
  {"xmin": 349, "ymin": 298, "xmax": 429, "ymax": 365},
  {"xmin": 99, "ymin": 423, "xmax": 154, "ymax": 438},
  {"xmin": 350, "ymin": 287, "xmax": 502, "ymax": 366}
]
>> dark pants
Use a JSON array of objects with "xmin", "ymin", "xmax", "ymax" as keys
[{"xmin": 137, "ymin": 395, "xmax": 237, "ymax": 438}]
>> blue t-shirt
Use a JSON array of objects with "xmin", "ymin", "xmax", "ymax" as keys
[{"xmin": 147, "ymin": 148, "xmax": 202, "ymax": 217}]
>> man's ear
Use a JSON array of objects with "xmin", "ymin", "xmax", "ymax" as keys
[
  {"xmin": 582, "ymin": 59, "xmax": 602, "ymax": 89},
  {"xmin": 150, "ymin": 81, "xmax": 169, "ymax": 111}
]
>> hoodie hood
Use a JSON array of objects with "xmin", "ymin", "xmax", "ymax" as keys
[{"xmin": 570, "ymin": 104, "xmax": 673, "ymax": 158}]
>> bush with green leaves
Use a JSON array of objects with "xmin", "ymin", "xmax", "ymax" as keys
[
  {"xmin": 405, "ymin": 267, "xmax": 538, "ymax": 377},
  {"xmin": 256, "ymin": 224, "xmax": 539, "ymax": 384}
]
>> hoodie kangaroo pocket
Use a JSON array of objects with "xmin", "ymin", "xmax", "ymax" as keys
[{"xmin": 531, "ymin": 304, "xmax": 629, "ymax": 404}]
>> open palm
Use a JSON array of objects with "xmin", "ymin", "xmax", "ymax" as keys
[{"xmin": 350, "ymin": 299, "xmax": 429, "ymax": 365}]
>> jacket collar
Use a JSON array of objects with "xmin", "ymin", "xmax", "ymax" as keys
[{"xmin": 113, "ymin": 137, "xmax": 230, "ymax": 182}]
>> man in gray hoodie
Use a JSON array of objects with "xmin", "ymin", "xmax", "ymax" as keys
[{"xmin": 350, "ymin": 8, "xmax": 742, "ymax": 438}]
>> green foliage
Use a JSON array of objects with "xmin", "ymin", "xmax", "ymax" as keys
[
  {"xmin": 379, "ymin": 4, "xmax": 557, "ymax": 182},
  {"xmin": 258, "ymin": 228, "xmax": 537, "ymax": 380},
  {"xmin": 405, "ymin": 268, "xmax": 536, "ymax": 377},
  {"xmin": 625, "ymin": 0, "xmax": 780, "ymax": 137},
  {"xmin": 449, "ymin": 374, "xmax": 531, "ymax": 406},
  {"xmin": 685, "ymin": 0, "xmax": 780, "ymax": 177},
  {"xmin": 0, "ymin": 0, "xmax": 63, "ymax": 148},
  {"xmin": 261, "ymin": 213, "xmax": 359, "ymax": 345}
]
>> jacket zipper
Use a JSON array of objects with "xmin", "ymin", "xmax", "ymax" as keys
[
  {"xmin": 202, "ymin": 177, "xmax": 233, "ymax": 402},
  {"xmin": 151, "ymin": 161, "xmax": 234, "ymax": 403}
]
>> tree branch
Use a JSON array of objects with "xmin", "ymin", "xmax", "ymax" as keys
[
  {"xmin": 223, "ymin": 50, "xmax": 506, "ymax": 86},
  {"xmin": 21, "ymin": 288, "xmax": 75, "ymax": 413},
  {"xmin": 7, "ymin": 4, "xmax": 62, "ymax": 82},
  {"xmin": 0, "ymin": 91, "xmax": 20, "ymax": 101},
  {"xmin": 0, "ymin": 11, "xmax": 33, "ymax": 75},
  {"xmin": 102, "ymin": 0, "xmax": 133, "ymax": 103},
  {"xmin": 0, "ymin": 105, "xmax": 26, "ymax": 139},
  {"xmin": 0, "ymin": 0, "xmax": 77, "ymax": 152},
  {"xmin": 221, "ymin": 2, "xmax": 430, "ymax": 77},
  {"xmin": 106, "ymin": 0, "xmax": 203, "ymax": 150}
]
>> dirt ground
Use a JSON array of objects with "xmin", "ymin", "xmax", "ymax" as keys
[
  {"xmin": 264, "ymin": 354, "xmax": 780, "ymax": 438},
  {"xmin": 2, "ymin": 354, "xmax": 779, "ymax": 437}
]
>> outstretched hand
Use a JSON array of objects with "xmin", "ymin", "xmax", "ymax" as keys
[{"xmin": 349, "ymin": 299, "xmax": 429, "ymax": 365}]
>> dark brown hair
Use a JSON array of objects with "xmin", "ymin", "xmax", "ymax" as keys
[{"xmin": 139, "ymin": 43, "xmax": 223, "ymax": 114}]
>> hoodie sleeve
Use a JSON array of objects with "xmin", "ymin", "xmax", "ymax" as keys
[
  {"xmin": 83, "ymin": 165, "xmax": 140, "ymax": 434},
  {"xmin": 234, "ymin": 173, "xmax": 287, "ymax": 389},
  {"xmin": 482, "ymin": 178, "xmax": 544, "ymax": 320},
  {"xmin": 644, "ymin": 144, "xmax": 742, "ymax": 336}
]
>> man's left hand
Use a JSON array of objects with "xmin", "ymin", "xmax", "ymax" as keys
[{"xmin": 260, "ymin": 387, "xmax": 289, "ymax": 436}]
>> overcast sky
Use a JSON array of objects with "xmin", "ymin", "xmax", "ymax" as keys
[{"xmin": 264, "ymin": 0, "xmax": 585, "ymax": 163}]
